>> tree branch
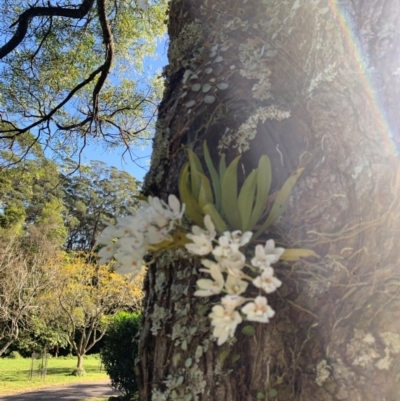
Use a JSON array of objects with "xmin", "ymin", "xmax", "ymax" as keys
[
  {"xmin": 0, "ymin": 0, "xmax": 96, "ymax": 59},
  {"xmin": 0, "ymin": 65, "xmax": 103, "ymax": 138},
  {"xmin": 92, "ymin": 0, "xmax": 115, "ymax": 119}
]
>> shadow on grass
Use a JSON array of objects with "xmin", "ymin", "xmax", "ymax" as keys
[{"xmin": 1, "ymin": 365, "xmax": 102, "ymax": 381}]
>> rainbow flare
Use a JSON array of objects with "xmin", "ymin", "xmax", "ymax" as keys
[{"xmin": 327, "ymin": 0, "xmax": 399, "ymax": 169}]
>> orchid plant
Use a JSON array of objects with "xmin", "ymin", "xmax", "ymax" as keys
[
  {"xmin": 184, "ymin": 214, "xmax": 283, "ymax": 345},
  {"xmin": 96, "ymin": 194, "xmax": 284, "ymax": 346}
]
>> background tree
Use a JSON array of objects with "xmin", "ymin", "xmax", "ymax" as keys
[
  {"xmin": 62, "ymin": 160, "xmax": 140, "ymax": 251},
  {"xmin": 0, "ymin": 0, "xmax": 166, "ymax": 164},
  {"xmin": 0, "ymin": 135, "xmax": 63, "ymax": 231},
  {"xmin": 13, "ymin": 314, "xmax": 69, "ymax": 357},
  {"xmin": 0, "ymin": 225, "xmax": 60, "ymax": 356},
  {"xmin": 137, "ymin": 0, "xmax": 400, "ymax": 400},
  {"xmin": 42, "ymin": 257, "xmax": 144, "ymax": 372}
]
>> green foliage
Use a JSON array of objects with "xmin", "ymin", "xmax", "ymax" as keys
[
  {"xmin": 37, "ymin": 199, "xmax": 68, "ymax": 245},
  {"xmin": 100, "ymin": 312, "xmax": 141, "ymax": 398},
  {"xmin": 0, "ymin": 140, "xmax": 64, "ymax": 233},
  {"xmin": 0, "ymin": 204, "xmax": 26, "ymax": 229},
  {"xmin": 179, "ymin": 142, "xmax": 303, "ymax": 236},
  {"xmin": 14, "ymin": 314, "xmax": 69, "ymax": 356}
]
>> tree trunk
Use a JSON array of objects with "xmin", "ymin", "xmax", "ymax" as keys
[
  {"xmin": 77, "ymin": 354, "xmax": 84, "ymax": 369},
  {"xmin": 139, "ymin": 0, "xmax": 400, "ymax": 400},
  {"xmin": 0, "ymin": 338, "xmax": 14, "ymax": 357}
]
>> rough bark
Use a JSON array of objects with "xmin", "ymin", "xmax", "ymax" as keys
[{"xmin": 139, "ymin": 0, "xmax": 400, "ymax": 400}]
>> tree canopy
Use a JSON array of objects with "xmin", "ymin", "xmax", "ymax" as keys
[
  {"xmin": 62, "ymin": 159, "xmax": 140, "ymax": 251},
  {"xmin": 0, "ymin": 0, "xmax": 167, "ymax": 164},
  {"xmin": 40, "ymin": 257, "xmax": 144, "ymax": 370}
]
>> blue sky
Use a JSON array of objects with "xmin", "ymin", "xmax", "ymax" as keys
[{"xmin": 68, "ymin": 39, "xmax": 168, "ymax": 182}]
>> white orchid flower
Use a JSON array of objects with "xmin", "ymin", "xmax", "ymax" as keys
[
  {"xmin": 209, "ymin": 302, "xmax": 242, "ymax": 345},
  {"xmin": 225, "ymin": 275, "xmax": 248, "ymax": 295},
  {"xmin": 241, "ymin": 296, "xmax": 275, "ymax": 323},
  {"xmin": 185, "ymin": 234, "xmax": 213, "ymax": 255},
  {"xmin": 252, "ymin": 267, "xmax": 282, "ymax": 294},
  {"xmin": 194, "ymin": 264, "xmax": 224, "ymax": 297},
  {"xmin": 222, "ymin": 230, "xmax": 253, "ymax": 246},
  {"xmin": 251, "ymin": 244, "xmax": 279, "ymax": 269},
  {"xmin": 264, "ymin": 239, "xmax": 285, "ymax": 263}
]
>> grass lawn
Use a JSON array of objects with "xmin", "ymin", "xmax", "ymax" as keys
[{"xmin": 0, "ymin": 354, "xmax": 109, "ymax": 396}]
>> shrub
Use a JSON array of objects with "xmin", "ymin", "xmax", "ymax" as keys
[
  {"xmin": 71, "ymin": 367, "xmax": 86, "ymax": 376},
  {"xmin": 8, "ymin": 351, "xmax": 22, "ymax": 359},
  {"xmin": 100, "ymin": 312, "xmax": 141, "ymax": 399}
]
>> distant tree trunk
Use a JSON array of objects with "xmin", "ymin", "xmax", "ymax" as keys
[
  {"xmin": 139, "ymin": 0, "xmax": 400, "ymax": 400},
  {"xmin": 0, "ymin": 338, "xmax": 14, "ymax": 357},
  {"xmin": 77, "ymin": 354, "xmax": 84, "ymax": 370}
]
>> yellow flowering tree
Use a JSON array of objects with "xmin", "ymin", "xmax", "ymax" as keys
[{"xmin": 42, "ymin": 256, "xmax": 144, "ymax": 372}]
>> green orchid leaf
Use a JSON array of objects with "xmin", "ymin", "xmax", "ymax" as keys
[
  {"xmin": 218, "ymin": 349, "xmax": 230, "ymax": 364},
  {"xmin": 203, "ymin": 203, "xmax": 228, "ymax": 233},
  {"xmin": 221, "ymin": 155, "xmax": 242, "ymax": 229},
  {"xmin": 219, "ymin": 154, "xmax": 227, "ymax": 186},
  {"xmin": 280, "ymin": 248, "xmax": 319, "ymax": 261},
  {"xmin": 238, "ymin": 169, "xmax": 258, "ymax": 231},
  {"xmin": 249, "ymin": 155, "xmax": 272, "ymax": 229},
  {"xmin": 187, "ymin": 149, "xmax": 204, "ymax": 200},
  {"xmin": 254, "ymin": 168, "xmax": 303, "ymax": 239},
  {"xmin": 196, "ymin": 171, "xmax": 214, "ymax": 208},
  {"xmin": 241, "ymin": 325, "xmax": 256, "ymax": 336},
  {"xmin": 178, "ymin": 163, "xmax": 204, "ymax": 226},
  {"xmin": 132, "ymin": 194, "xmax": 148, "ymax": 202},
  {"xmin": 231, "ymin": 354, "xmax": 241, "ymax": 363},
  {"xmin": 203, "ymin": 141, "xmax": 222, "ymax": 211}
]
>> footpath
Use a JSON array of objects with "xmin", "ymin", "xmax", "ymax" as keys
[{"xmin": 0, "ymin": 381, "xmax": 119, "ymax": 401}]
